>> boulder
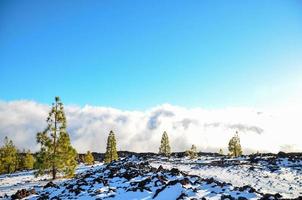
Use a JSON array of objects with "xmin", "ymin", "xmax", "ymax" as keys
[{"xmin": 11, "ymin": 188, "xmax": 36, "ymax": 199}]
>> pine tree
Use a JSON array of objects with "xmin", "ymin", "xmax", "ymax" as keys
[
  {"xmin": 23, "ymin": 150, "xmax": 35, "ymax": 170},
  {"xmin": 36, "ymin": 96, "xmax": 77, "ymax": 179},
  {"xmin": 228, "ymin": 131, "xmax": 243, "ymax": 157},
  {"xmin": 104, "ymin": 130, "xmax": 119, "ymax": 163},
  {"xmin": 185, "ymin": 144, "xmax": 197, "ymax": 159},
  {"xmin": 84, "ymin": 151, "xmax": 94, "ymax": 165},
  {"xmin": 15, "ymin": 149, "xmax": 26, "ymax": 171},
  {"xmin": 159, "ymin": 131, "xmax": 171, "ymax": 157},
  {"xmin": 218, "ymin": 148, "xmax": 224, "ymax": 155},
  {"xmin": 0, "ymin": 137, "xmax": 18, "ymax": 174}
]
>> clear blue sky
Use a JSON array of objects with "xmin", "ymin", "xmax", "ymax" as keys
[{"xmin": 1, "ymin": 0, "xmax": 302, "ymax": 110}]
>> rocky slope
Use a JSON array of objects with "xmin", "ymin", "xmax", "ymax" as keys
[{"xmin": 5, "ymin": 155, "xmax": 302, "ymax": 200}]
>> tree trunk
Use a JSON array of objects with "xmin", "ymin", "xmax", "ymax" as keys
[
  {"xmin": 52, "ymin": 101, "xmax": 58, "ymax": 180},
  {"xmin": 52, "ymin": 168, "xmax": 57, "ymax": 180}
]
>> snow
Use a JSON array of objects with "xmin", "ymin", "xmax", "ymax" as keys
[
  {"xmin": 1, "ymin": 155, "xmax": 302, "ymax": 199},
  {"xmin": 150, "ymin": 156, "xmax": 302, "ymax": 198},
  {"xmin": 0, "ymin": 170, "xmax": 48, "ymax": 197},
  {"xmin": 0, "ymin": 163, "xmax": 103, "ymax": 197},
  {"xmin": 155, "ymin": 183, "xmax": 183, "ymax": 200}
]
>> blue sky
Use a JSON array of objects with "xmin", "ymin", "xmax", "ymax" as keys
[{"xmin": 1, "ymin": 0, "xmax": 302, "ymax": 110}]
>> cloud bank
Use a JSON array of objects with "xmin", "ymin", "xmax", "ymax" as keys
[{"xmin": 0, "ymin": 100, "xmax": 301, "ymax": 154}]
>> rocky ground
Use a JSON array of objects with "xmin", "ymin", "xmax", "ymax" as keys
[
  {"xmin": 150, "ymin": 153, "xmax": 302, "ymax": 199},
  {"xmin": 1, "ymin": 153, "xmax": 302, "ymax": 200}
]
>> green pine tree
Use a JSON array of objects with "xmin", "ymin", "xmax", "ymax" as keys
[
  {"xmin": 218, "ymin": 148, "xmax": 224, "ymax": 155},
  {"xmin": 84, "ymin": 151, "xmax": 94, "ymax": 165},
  {"xmin": 159, "ymin": 131, "xmax": 171, "ymax": 157},
  {"xmin": 104, "ymin": 130, "xmax": 119, "ymax": 163},
  {"xmin": 185, "ymin": 144, "xmax": 197, "ymax": 159},
  {"xmin": 0, "ymin": 137, "xmax": 18, "ymax": 174},
  {"xmin": 15, "ymin": 149, "xmax": 26, "ymax": 171},
  {"xmin": 23, "ymin": 150, "xmax": 35, "ymax": 170},
  {"xmin": 36, "ymin": 96, "xmax": 77, "ymax": 179},
  {"xmin": 228, "ymin": 131, "xmax": 243, "ymax": 157}
]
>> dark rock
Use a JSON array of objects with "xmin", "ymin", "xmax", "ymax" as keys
[
  {"xmin": 176, "ymin": 192, "xmax": 187, "ymax": 200},
  {"xmin": 77, "ymin": 179, "xmax": 88, "ymax": 186},
  {"xmin": 44, "ymin": 181, "xmax": 59, "ymax": 189},
  {"xmin": 72, "ymin": 187, "xmax": 84, "ymax": 196},
  {"xmin": 50, "ymin": 197, "xmax": 61, "ymax": 200},
  {"xmin": 180, "ymin": 178, "xmax": 190, "ymax": 185},
  {"xmin": 156, "ymin": 165, "xmax": 164, "ymax": 172},
  {"xmin": 109, "ymin": 187, "xmax": 116, "ymax": 193},
  {"xmin": 259, "ymin": 193, "xmax": 283, "ymax": 200},
  {"xmin": 155, "ymin": 175, "xmax": 167, "ymax": 184},
  {"xmin": 170, "ymin": 168, "xmax": 180, "ymax": 175},
  {"xmin": 221, "ymin": 194, "xmax": 235, "ymax": 200},
  {"xmin": 275, "ymin": 193, "xmax": 282, "ymax": 198},
  {"xmin": 11, "ymin": 188, "xmax": 36, "ymax": 199},
  {"xmin": 277, "ymin": 151, "xmax": 287, "ymax": 158},
  {"xmin": 128, "ymin": 177, "xmax": 152, "ymax": 192},
  {"xmin": 138, "ymin": 177, "xmax": 151, "ymax": 187},
  {"xmin": 93, "ymin": 176, "xmax": 104, "ymax": 184},
  {"xmin": 153, "ymin": 179, "xmax": 181, "ymax": 198},
  {"xmin": 239, "ymin": 185, "xmax": 256, "ymax": 193},
  {"xmin": 108, "ymin": 168, "xmax": 119, "ymax": 178}
]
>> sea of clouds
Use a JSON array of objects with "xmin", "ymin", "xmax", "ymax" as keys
[{"xmin": 0, "ymin": 100, "xmax": 301, "ymax": 154}]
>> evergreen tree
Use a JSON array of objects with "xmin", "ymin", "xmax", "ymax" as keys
[
  {"xmin": 36, "ymin": 96, "xmax": 77, "ymax": 179},
  {"xmin": 84, "ymin": 151, "xmax": 94, "ymax": 165},
  {"xmin": 23, "ymin": 150, "xmax": 35, "ymax": 170},
  {"xmin": 228, "ymin": 131, "xmax": 243, "ymax": 157},
  {"xmin": 218, "ymin": 148, "xmax": 224, "ymax": 155},
  {"xmin": 159, "ymin": 131, "xmax": 171, "ymax": 157},
  {"xmin": 185, "ymin": 144, "xmax": 198, "ymax": 159},
  {"xmin": 104, "ymin": 130, "xmax": 119, "ymax": 163},
  {"xmin": 15, "ymin": 149, "xmax": 25, "ymax": 171},
  {"xmin": 0, "ymin": 137, "xmax": 18, "ymax": 174}
]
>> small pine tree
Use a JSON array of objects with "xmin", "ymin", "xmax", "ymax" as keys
[
  {"xmin": 185, "ymin": 144, "xmax": 198, "ymax": 159},
  {"xmin": 0, "ymin": 137, "xmax": 18, "ymax": 174},
  {"xmin": 228, "ymin": 131, "xmax": 243, "ymax": 157},
  {"xmin": 15, "ymin": 149, "xmax": 23, "ymax": 171},
  {"xmin": 218, "ymin": 148, "xmax": 224, "ymax": 155},
  {"xmin": 23, "ymin": 150, "xmax": 35, "ymax": 170},
  {"xmin": 84, "ymin": 151, "xmax": 94, "ymax": 165},
  {"xmin": 159, "ymin": 131, "xmax": 171, "ymax": 157},
  {"xmin": 16, "ymin": 149, "xmax": 27, "ymax": 171},
  {"xmin": 104, "ymin": 131, "xmax": 119, "ymax": 163},
  {"xmin": 36, "ymin": 96, "xmax": 77, "ymax": 179}
]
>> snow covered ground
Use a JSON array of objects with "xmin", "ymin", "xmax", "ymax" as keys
[
  {"xmin": 150, "ymin": 155, "xmax": 302, "ymax": 199},
  {"xmin": 0, "ymin": 163, "xmax": 103, "ymax": 198},
  {"xmin": 1, "ymin": 154, "xmax": 302, "ymax": 199}
]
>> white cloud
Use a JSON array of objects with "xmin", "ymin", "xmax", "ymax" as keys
[{"xmin": 0, "ymin": 100, "xmax": 301, "ymax": 154}]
